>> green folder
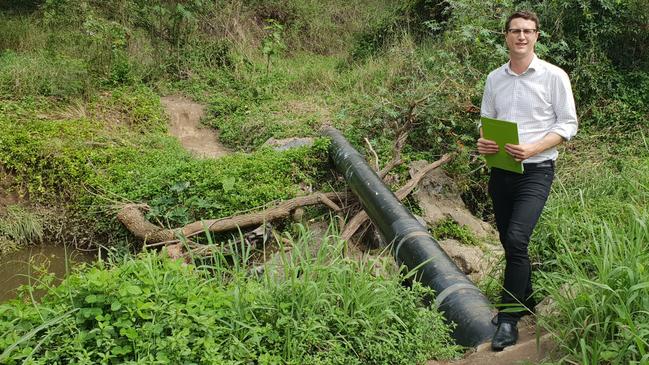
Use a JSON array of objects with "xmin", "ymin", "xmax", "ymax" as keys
[{"xmin": 481, "ymin": 117, "xmax": 524, "ymax": 174}]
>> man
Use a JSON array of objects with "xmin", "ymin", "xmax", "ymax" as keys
[{"xmin": 477, "ymin": 11, "xmax": 578, "ymax": 351}]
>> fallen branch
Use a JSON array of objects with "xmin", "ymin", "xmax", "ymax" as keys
[
  {"xmin": 118, "ymin": 192, "xmax": 349, "ymax": 245},
  {"xmin": 340, "ymin": 154, "xmax": 452, "ymax": 241}
]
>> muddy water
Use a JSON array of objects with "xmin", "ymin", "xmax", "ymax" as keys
[{"xmin": 0, "ymin": 245, "xmax": 96, "ymax": 302}]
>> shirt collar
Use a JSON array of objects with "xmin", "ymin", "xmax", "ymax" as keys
[{"xmin": 505, "ymin": 54, "xmax": 539, "ymax": 76}]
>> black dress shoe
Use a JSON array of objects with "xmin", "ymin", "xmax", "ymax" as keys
[{"xmin": 491, "ymin": 322, "xmax": 518, "ymax": 351}]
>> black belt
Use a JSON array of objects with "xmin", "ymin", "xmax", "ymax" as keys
[{"xmin": 523, "ymin": 159, "xmax": 554, "ymax": 169}]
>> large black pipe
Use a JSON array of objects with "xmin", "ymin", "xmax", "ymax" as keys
[{"xmin": 324, "ymin": 126, "xmax": 495, "ymax": 347}]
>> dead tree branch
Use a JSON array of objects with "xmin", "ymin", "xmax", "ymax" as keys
[
  {"xmin": 340, "ymin": 154, "xmax": 452, "ymax": 241},
  {"xmin": 378, "ymin": 93, "xmax": 433, "ymax": 179},
  {"xmin": 364, "ymin": 137, "xmax": 380, "ymax": 172},
  {"xmin": 117, "ymin": 192, "xmax": 349, "ymax": 245}
]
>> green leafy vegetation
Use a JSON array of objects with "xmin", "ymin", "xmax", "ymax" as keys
[
  {"xmin": 0, "ymin": 0, "xmax": 647, "ymax": 362},
  {"xmin": 429, "ymin": 218, "xmax": 480, "ymax": 246},
  {"xmin": 0, "ymin": 228, "xmax": 460, "ymax": 364},
  {"xmin": 0, "ymin": 90, "xmax": 329, "ymax": 233}
]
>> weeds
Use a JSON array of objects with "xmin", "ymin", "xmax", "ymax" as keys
[
  {"xmin": 0, "ymin": 226, "xmax": 461, "ymax": 363},
  {"xmin": 429, "ymin": 218, "xmax": 480, "ymax": 246},
  {"xmin": 0, "ymin": 205, "xmax": 44, "ymax": 253},
  {"xmin": 540, "ymin": 210, "xmax": 649, "ymax": 364}
]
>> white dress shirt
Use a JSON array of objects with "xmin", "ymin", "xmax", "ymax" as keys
[{"xmin": 480, "ymin": 54, "xmax": 578, "ymax": 163}]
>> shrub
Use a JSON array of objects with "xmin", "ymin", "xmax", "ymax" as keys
[{"xmin": 348, "ymin": 0, "xmax": 450, "ymax": 62}]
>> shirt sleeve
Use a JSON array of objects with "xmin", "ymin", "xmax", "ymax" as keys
[
  {"xmin": 478, "ymin": 75, "xmax": 496, "ymax": 130},
  {"xmin": 550, "ymin": 71, "xmax": 578, "ymax": 140}
]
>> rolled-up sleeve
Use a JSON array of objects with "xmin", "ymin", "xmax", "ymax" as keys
[{"xmin": 550, "ymin": 71, "xmax": 578, "ymax": 140}]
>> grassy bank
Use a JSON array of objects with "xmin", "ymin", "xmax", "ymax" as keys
[
  {"xmin": 1, "ymin": 0, "xmax": 648, "ymax": 362},
  {"xmin": 0, "ymin": 228, "xmax": 460, "ymax": 364},
  {"xmin": 531, "ymin": 138, "xmax": 649, "ymax": 363},
  {"xmin": 0, "ymin": 90, "xmax": 331, "ymax": 243}
]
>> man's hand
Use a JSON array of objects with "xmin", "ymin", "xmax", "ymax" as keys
[
  {"xmin": 477, "ymin": 138, "xmax": 499, "ymax": 155},
  {"xmin": 505, "ymin": 143, "xmax": 540, "ymax": 162},
  {"xmin": 504, "ymin": 133, "xmax": 565, "ymax": 162}
]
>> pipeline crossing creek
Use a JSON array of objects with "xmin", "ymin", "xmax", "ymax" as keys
[{"xmin": 323, "ymin": 126, "xmax": 496, "ymax": 347}]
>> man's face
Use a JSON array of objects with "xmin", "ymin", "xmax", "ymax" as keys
[{"xmin": 505, "ymin": 17, "xmax": 538, "ymax": 59}]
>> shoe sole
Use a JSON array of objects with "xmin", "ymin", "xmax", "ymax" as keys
[{"xmin": 491, "ymin": 339, "xmax": 518, "ymax": 351}]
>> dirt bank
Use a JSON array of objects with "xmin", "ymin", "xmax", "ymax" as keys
[{"xmin": 161, "ymin": 95, "xmax": 229, "ymax": 158}]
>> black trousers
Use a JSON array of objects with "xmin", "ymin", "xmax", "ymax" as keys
[{"xmin": 488, "ymin": 163, "xmax": 554, "ymax": 324}]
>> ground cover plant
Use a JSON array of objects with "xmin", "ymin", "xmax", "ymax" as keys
[
  {"xmin": 0, "ymin": 227, "xmax": 461, "ymax": 364},
  {"xmin": 0, "ymin": 91, "xmax": 330, "ymax": 236},
  {"xmin": 0, "ymin": 0, "xmax": 648, "ymax": 362}
]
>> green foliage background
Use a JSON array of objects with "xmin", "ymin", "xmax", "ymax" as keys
[{"xmin": 0, "ymin": 0, "xmax": 647, "ymax": 363}]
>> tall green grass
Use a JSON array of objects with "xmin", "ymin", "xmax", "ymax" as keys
[
  {"xmin": 0, "ymin": 51, "xmax": 91, "ymax": 99},
  {"xmin": 0, "ymin": 225, "xmax": 460, "ymax": 364},
  {"xmin": 532, "ymin": 141, "xmax": 649, "ymax": 264},
  {"xmin": 533, "ymin": 140, "xmax": 649, "ymax": 363},
  {"xmin": 0, "ymin": 15, "xmax": 47, "ymax": 52},
  {"xmin": 0, "ymin": 205, "xmax": 43, "ymax": 254},
  {"xmin": 540, "ymin": 210, "xmax": 649, "ymax": 364}
]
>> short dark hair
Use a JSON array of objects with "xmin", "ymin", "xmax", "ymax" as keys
[{"xmin": 505, "ymin": 11, "xmax": 540, "ymax": 32}]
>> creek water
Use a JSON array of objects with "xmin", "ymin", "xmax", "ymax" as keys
[{"xmin": 0, "ymin": 244, "xmax": 96, "ymax": 302}]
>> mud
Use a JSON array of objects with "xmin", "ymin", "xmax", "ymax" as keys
[{"xmin": 161, "ymin": 95, "xmax": 229, "ymax": 158}]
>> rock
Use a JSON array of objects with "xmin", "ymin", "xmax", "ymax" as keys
[
  {"xmin": 414, "ymin": 214, "xmax": 428, "ymax": 227},
  {"xmin": 437, "ymin": 239, "xmax": 501, "ymax": 283},
  {"xmin": 438, "ymin": 239, "xmax": 484, "ymax": 275},
  {"xmin": 535, "ymin": 283, "xmax": 574, "ymax": 318},
  {"xmin": 407, "ymin": 160, "xmax": 503, "ymax": 282},
  {"xmin": 408, "ymin": 161, "xmax": 496, "ymax": 239},
  {"xmin": 263, "ymin": 137, "xmax": 315, "ymax": 151}
]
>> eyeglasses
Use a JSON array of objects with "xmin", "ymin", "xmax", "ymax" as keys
[{"xmin": 507, "ymin": 28, "xmax": 538, "ymax": 36}]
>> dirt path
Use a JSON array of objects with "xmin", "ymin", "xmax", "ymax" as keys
[
  {"xmin": 161, "ymin": 96, "xmax": 229, "ymax": 158},
  {"xmin": 429, "ymin": 322, "xmax": 555, "ymax": 365}
]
